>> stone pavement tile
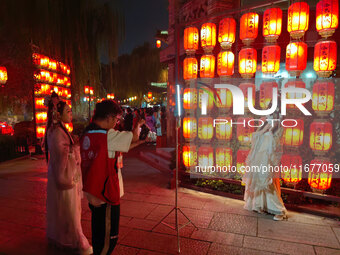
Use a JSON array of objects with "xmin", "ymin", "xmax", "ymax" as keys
[
  {"xmin": 138, "ymin": 249, "xmax": 168, "ymax": 255},
  {"xmin": 314, "ymin": 246, "xmax": 340, "ymax": 255},
  {"xmin": 121, "ymin": 215, "xmax": 133, "ymax": 226},
  {"xmin": 0, "ymin": 206, "xmax": 46, "ymax": 229},
  {"xmin": 333, "ymin": 228, "xmax": 340, "ymax": 243},
  {"xmin": 120, "ymin": 200, "xmax": 158, "ymax": 219},
  {"xmin": 145, "ymin": 204, "xmax": 175, "ymax": 222},
  {"xmin": 122, "ymin": 192, "xmax": 154, "ymax": 203},
  {"xmin": 118, "ymin": 227, "xmax": 134, "ymax": 244},
  {"xmin": 209, "ymin": 213, "xmax": 257, "ymax": 236},
  {"xmin": 243, "ymin": 236, "xmax": 315, "ymax": 255},
  {"xmin": 0, "ymin": 220, "xmax": 32, "ymax": 243},
  {"xmin": 112, "ymin": 245, "xmax": 140, "ymax": 255},
  {"xmin": 287, "ymin": 211, "xmax": 339, "ymax": 227},
  {"xmin": 0, "ymin": 197, "xmax": 46, "ymax": 214},
  {"xmin": 178, "ymin": 194, "xmax": 208, "ymax": 210},
  {"xmin": 119, "ymin": 229, "xmax": 210, "ymax": 255},
  {"xmin": 126, "ymin": 218, "xmax": 158, "ymax": 231},
  {"xmin": 152, "ymin": 222, "xmax": 196, "ymax": 238},
  {"xmin": 190, "ymin": 228, "xmax": 243, "ymax": 247},
  {"xmin": 142, "ymin": 194, "xmax": 175, "ymax": 206},
  {"xmin": 258, "ymin": 218, "xmax": 340, "ymax": 249},
  {"xmin": 207, "ymin": 243, "xmax": 283, "ymax": 255}
]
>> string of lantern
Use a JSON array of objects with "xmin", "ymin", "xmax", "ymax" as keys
[{"xmin": 180, "ymin": 0, "xmax": 338, "ymax": 193}]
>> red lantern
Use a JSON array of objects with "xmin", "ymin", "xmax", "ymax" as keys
[
  {"xmin": 262, "ymin": 45, "xmax": 281, "ymax": 74},
  {"xmin": 287, "ymin": 2, "xmax": 310, "ymax": 39},
  {"xmin": 84, "ymin": 86, "xmax": 90, "ymax": 94},
  {"xmin": 36, "ymin": 112, "xmax": 47, "ymax": 124},
  {"xmin": 263, "ymin": 8, "xmax": 282, "ymax": 42},
  {"xmin": 65, "ymin": 123, "xmax": 73, "ymax": 132},
  {"xmin": 216, "ymin": 88, "xmax": 233, "ymax": 109},
  {"xmin": 198, "ymin": 88, "xmax": 214, "ymax": 111},
  {"xmin": 260, "ymin": 82, "xmax": 279, "ymax": 109},
  {"xmin": 0, "ymin": 67, "xmax": 8, "ymax": 84},
  {"xmin": 286, "ymin": 42, "xmax": 307, "ymax": 76},
  {"xmin": 238, "ymin": 48, "xmax": 257, "ymax": 78},
  {"xmin": 284, "ymin": 80, "xmax": 306, "ymax": 109},
  {"xmin": 237, "ymin": 149, "xmax": 250, "ymax": 174},
  {"xmin": 156, "ymin": 40, "xmax": 161, "ymax": 48},
  {"xmin": 281, "ymin": 154, "xmax": 302, "ymax": 185},
  {"xmin": 201, "ymin": 23, "xmax": 216, "ymax": 52},
  {"xmin": 183, "ymin": 57, "xmax": 198, "ymax": 80},
  {"xmin": 183, "ymin": 88, "xmax": 197, "ymax": 110},
  {"xmin": 200, "ymin": 54, "xmax": 215, "ymax": 78},
  {"xmin": 282, "ymin": 119, "xmax": 304, "ymax": 147},
  {"xmin": 184, "ymin": 26, "xmax": 199, "ymax": 54},
  {"xmin": 183, "ymin": 117, "xmax": 197, "ymax": 140},
  {"xmin": 215, "ymin": 147, "xmax": 232, "ymax": 168},
  {"xmin": 36, "ymin": 126, "xmax": 45, "ymax": 139},
  {"xmin": 240, "ymin": 12, "xmax": 259, "ymax": 45},
  {"xmin": 215, "ymin": 117, "xmax": 232, "ymax": 141},
  {"xmin": 310, "ymin": 121, "xmax": 332, "ymax": 152},
  {"xmin": 198, "ymin": 117, "xmax": 213, "ymax": 141},
  {"xmin": 313, "ymin": 40, "xmax": 337, "ymax": 78},
  {"xmin": 147, "ymin": 92, "xmax": 152, "ymax": 99},
  {"xmin": 218, "ymin": 18, "xmax": 236, "ymax": 49},
  {"xmin": 35, "ymin": 98, "xmax": 45, "ymax": 110},
  {"xmin": 198, "ymin": 146, "xmax": 214, "ymax": 167},
  {"xmin": 237, "ymin": 117, "xmax": 254, "ymax": 146},
  {"xmin": 312, "ymin": 81, "xmax": 334, "ymax": 113},
  {"xmin": 182, "ymin": 145, "xmax": 197, "ymax": 167},
  {"xmin": 316, "ymin": 0, "xmax": 339, "ymax": 38},
  {"xmin": 308, "ymin": 158, "xmax": 333, "ymax": 192},
  {"xmin": 239, "ymin": 83, "xmax": 255, "ymax": 108},
  {"xmin": 217, "ymin": 51, "xmax": 234, "ymax": 77}
]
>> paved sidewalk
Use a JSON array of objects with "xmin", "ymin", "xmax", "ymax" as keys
[{"xmin": 0, "ymin": 147, "xmax": 339, "ymax": 255}]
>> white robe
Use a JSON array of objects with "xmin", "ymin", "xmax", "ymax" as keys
[{"xmin": 242, "ymin": 128, "xmax": 287, "ymax": 215}]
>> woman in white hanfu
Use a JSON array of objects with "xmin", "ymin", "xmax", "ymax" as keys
[
  {"xmin": 45, "ymin": 101, "xmax": 92, "ymax": 254},
  {"xmin": 242, "ymin": 117, "xmax": 287, "ymax": 221}
]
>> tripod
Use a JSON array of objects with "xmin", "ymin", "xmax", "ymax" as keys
[{"xmin": 154, "ymin": 117, "xmax": 198, "ymax": 253}]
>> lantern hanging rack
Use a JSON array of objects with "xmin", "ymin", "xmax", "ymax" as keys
[{"xmin": 177, "ymin": 0, "xmax": 288, "ymax": 27}]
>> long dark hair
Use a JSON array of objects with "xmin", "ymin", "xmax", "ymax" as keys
[{"xmin": 45, "ymin": 100, "xmax": 71, "ymax": 162}]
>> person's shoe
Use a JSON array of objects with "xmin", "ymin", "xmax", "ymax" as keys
[{"xmin": 273, "ymin": 213, "xmax": 287, "ymax": 221}]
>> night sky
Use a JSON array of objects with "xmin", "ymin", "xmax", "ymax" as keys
[{"xmin": 118, "ymin": 0, "xmax": 169, "ymax": 55}]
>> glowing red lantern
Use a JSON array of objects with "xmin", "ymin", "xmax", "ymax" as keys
[
  {"xmin": 262, "ymin": 45, "xmax": 281, "ymax": 74},
  {"xmin": 312, "ymin": 81, "xmax": 334, "ymax": 113},
  {"xmin": 239, "ymin": 48, "xmax": 257, "ymax": 78},
  {"xmin": 308, "ymin": 158, "xmax": 333, "ymax": 192},
  {"xmin": 184, "ymin": 26, "xmax": 199, "ymax": 54},
  {"xmin": 198, "ymin": 88, "xmax": 214, "ymax": 111},
  {"xmin": 198, "ymin": 117, "xmax": 213, "ymax": 141},
  {"xmin": 218, "ymin": 18, "xmax": 236, "ymax": 50},
  {"xmin": 198, "ymin": 146, "xmax": 214, "ymax": 167},
  {"xmin": 201, "ymin": 23, "xmax": 216, "ymax": 52},
  {"xmin": 182, "ymin": 145, "xmax": 197, "ymax": 167},
  {"xmin": 35, "ymin": 98, "xmax": 45, "ymax": 110},
  {"xmin": 215, "ymin": 147, "xmax": 232, "ymax": 168},
  {"xmin": 286, "ymin": 42, "xmax": 307, "ymax": 76},
  {"xmin": 215, "ymin": 117, "xmax": 232, "ymax": 141},
  {"xmin": 240, "ymin": 12, "xmax": 259, "ymax": 45},
  {"xmin": 216, "ymin": 88, "xmax": 232, "ymax": 109},
  {"xmin": 200, "ymin": 54, "xmax": 215, "ymax": 78},
  {"xmin": 282, "ymin": 119, "xmax": 304, "ymax": 147},
  {"xmin": 237, "ymin": 149, "xmax": 250, "ymax": 174},
  {"xmin": 84, "ymin": 86, "xmax": 90, "ymax": 94},
  {"xmin": 147, "ymin": 92, "xmax": 152, "ymax": 99},
  {"xmin": 237, "ymin": 117, "xmax": 254, "ymax": 146},
  {"xmin": 316, "ymin": 0, "xmax": 339, "ymax": 38},
  {"xmin": 183, "ymin": 57, "xmax": 198, "ymax": 80},
  {"xmin": 263, "ymin": 8, "xmax": 282, "ymax": 42},
  {"xmin": 183, "ymin": 117, "xmax": 197, "ymax": 140},
  {"xmin": 0, "ymin": 67, "xmax": 8, "ymax": 84},
  {"xmin": 65, "ymin": 123, "xmax": 73, "ymax": 132},
  {"xmin": 280, "ymin": 154, "xmax": 302, "ymax": 185},
  {"xmin": 217, "ymin": 51, "xmax": 234, "ymax": 77},
  {"xmin": 284, "ymin": 80, "xmax": 306, "ymax": 109},
  {"xmin": 313, "ymin": 40, "xmax": 337, "ymax": 78},
  {"xmin": 287, "ymin": 2, "xmax": 310, "ymax": 39},
  {"xmin": 310, "ymin": 121, "xmax": 332, "ymax": 152},
  {"xmin": 156, "ymin": 40, "xmax": 161, "ymax": 48},
  {"xmin": 36, "ymin": 126, "xmax": 45, "ymax": 138},
  {"xmin": 260, "ymin": 82, "xmax": 278, "ymax": 109},
  {"xmin": 183, "ymin": 88, "xmax": 197, "ymax": 110},
  {"xmin": 36, "ymin": 112, "xmax": 47, "ymax": 124},
  {"xmin": 239, "ymin": 83, "xmax": 255, "ymax": 108}
]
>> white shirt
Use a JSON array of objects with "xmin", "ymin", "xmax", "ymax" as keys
[{"xmin": 86, "ymin": 129, "xmax": 133, "ymax": 206}]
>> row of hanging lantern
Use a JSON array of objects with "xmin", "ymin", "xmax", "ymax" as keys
[
  {"xmin": 183, "ymin": 0, "xmax": 338, "ymax": 80},
  {"xmin": 33, "ymin": 53, "xmax": 72, "ymax": 138}
]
